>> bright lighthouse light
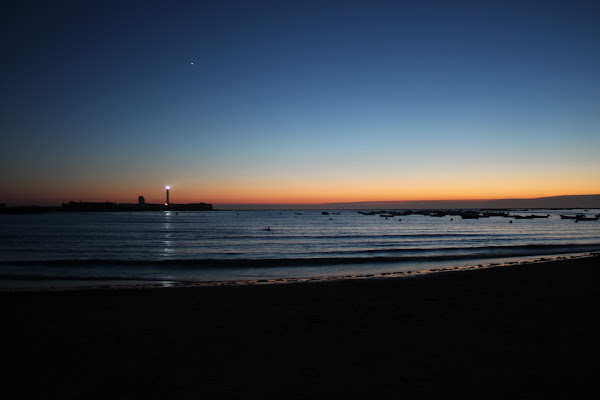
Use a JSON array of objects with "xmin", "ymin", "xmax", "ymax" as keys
[{"xmin": 165, "ymin": 186, "xmax": 170, "ymax": 190}]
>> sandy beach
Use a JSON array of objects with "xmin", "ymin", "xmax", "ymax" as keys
[{"xmin": 3, "ymin": 254, "xmax": 599, "ymax": 399}]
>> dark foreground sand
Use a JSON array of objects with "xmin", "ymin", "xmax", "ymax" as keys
[{"xmin": 3, "ymin": 255, "xmax": 600, "ymax": 399}]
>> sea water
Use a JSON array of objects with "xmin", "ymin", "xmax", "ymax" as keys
[{"xmin": 1, "ymin": 209, "xmax": 599, "ymax": 289}]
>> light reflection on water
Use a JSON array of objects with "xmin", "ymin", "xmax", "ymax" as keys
[{"xmin": 161, "ymin": 212, "xmax": 175, "ymax": 257}]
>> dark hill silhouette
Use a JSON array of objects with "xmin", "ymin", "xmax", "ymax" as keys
[
  {"xmin": 324, "ymin": 195, "xmax": 600, "ymax": 210},
  {"xmin": 217, "ymin": 195, "xmax": 600, "ymax": 210}
]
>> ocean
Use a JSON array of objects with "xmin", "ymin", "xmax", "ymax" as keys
[{"xmin": 1, "ymin": 209, "xmax": 599, "ymax": 289}]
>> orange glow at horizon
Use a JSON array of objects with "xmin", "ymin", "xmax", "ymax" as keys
[
  {"xmin": 193, "ymin": 182, "xmax": 599, "ymax": 206},
  {"xmin": 6, "ymin": 185, "xmax": 599, "ymax": 206},
  {"xmin": 4, "ymin": 166, "xmax": 599, "ymax": 206},
  {"xmin": 187, "ymin": 169, "xmax": 600, "ymax": 205}
]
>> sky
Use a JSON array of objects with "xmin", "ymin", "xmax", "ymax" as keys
[{"xmin": 1, "ymin": 0, "xmax": 599, "ymax": 206}]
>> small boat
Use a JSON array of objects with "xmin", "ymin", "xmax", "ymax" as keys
[
  {"xmin": 358, "ymin": 211, "xmax": 379, "ymax": 215},
  {"xmin": 460, "ymin": 211, "xmax": 480, "ymax": 219},
  {"xmin": 560, "ymin": 215, "xmax": 578, "ymax": 219},
  {"xmin": 514, "ymin": 214, "xmax": 548, "ymax": 219},
  {"xmin": 429, "ymin": 212, "xmax": 447, "ymax": 217},
  {"xmin": 575, "ymin": 215, "xmax": 599, "ymax": 222},
  {"xmin": 561, "ymin": 213, "xmax": 597, "ymax": 220},
  {"xmin": 482, "ymin": 211, "xmax": 509, "ymax": 217}
]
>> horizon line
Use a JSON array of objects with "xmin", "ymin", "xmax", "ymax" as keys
[
  {"xmin": 3, "ymin": 194, "xmax": 600, "ymax": 209},
  {"xmin": 216, "ymin": 194, "xmax": 600, "ymax": 205}
]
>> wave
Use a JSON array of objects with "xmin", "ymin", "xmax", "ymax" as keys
[
  {"xmin": 188, "ymin": 233, "xmax": 517, "ymax": 240},
  {"xmin": 2, "ymin": 243, "xmax": 600, "ymax": 271}
]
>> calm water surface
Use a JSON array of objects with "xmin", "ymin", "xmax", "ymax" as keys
[{"xmin": 1, "ymin": 209, "xmax": 599, "ymax": 288}]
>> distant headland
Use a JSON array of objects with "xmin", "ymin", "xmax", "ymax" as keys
[
  {"xmin": 0, "ymin": 200, "xmax": 213, "ymax": 214},
  {"xmin": 321, "ymin": 194, "xmax": 600, "ymax": 210},
  {"xmin": 217, "ymin": 194, "xmax": 600, "ymax": 210},
  {"xmin": 2, "ymin": 194, "xmax": 599, "ymax": 213}
]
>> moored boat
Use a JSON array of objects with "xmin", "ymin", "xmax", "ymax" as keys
[
  {"xmin": 575, "ymin": 214, "xmax": 599, "ymax": 221},
  {"xmin": 514, "ymin": 214, "xmax": 549, "ymax": 219},
  {"xmin": 460, "ymin": 211, "xmax": 480, "ymax": 219}
]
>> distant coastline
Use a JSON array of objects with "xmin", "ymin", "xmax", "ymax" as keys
[
  {"xmin": 217, "ymin": 194, "xmax": 600, "ymax": 210},
  {"xmin": 2, "ymin": 194, "xmax": 599, "ymax": 213},
  {"xmin": 0, "ymin": 201, "xmax": 213, "ymax": 214}
]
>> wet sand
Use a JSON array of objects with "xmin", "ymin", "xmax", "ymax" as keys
[{"xmin": 3, "ymin": 255, "xmax": 599, "ymax": 399}]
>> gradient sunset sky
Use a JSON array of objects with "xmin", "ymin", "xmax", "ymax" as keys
[{"xmin": 2, "ymin": 0, "xmax": 599, "ymax": 206}]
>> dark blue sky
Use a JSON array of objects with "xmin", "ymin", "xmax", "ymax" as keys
[{"xmin": 2, "ymin": 0, "xmax": 599, "ymax": 205}]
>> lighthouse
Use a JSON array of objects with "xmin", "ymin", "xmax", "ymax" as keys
[{"xmin": 165, "ymin": 186, "xmax": 170, "ymax": 206}]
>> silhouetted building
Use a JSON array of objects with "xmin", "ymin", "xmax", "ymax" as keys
[
  {"xmin": 138, "ymin": 196, "xmax": 145, "ymax": 205},
  {"xmin": 60, "ymin": 200, "xmax": 212, "ymax": 212}
]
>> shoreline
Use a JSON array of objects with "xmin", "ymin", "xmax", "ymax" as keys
[
  {"xmin": 2, "ymin": 251, "xmax": 598, "ymax": 292},
  {"xmin": 4, "ymin": 254, "xmax": 599, "ymax": 398}
]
